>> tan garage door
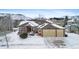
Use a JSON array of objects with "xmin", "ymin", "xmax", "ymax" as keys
[
  {"xmin": 57, "ymin": 30, "xmax": 64, "ymax": 37},
  {"xmin": 43, "ymin": 29, "xmax": 56, "ymax": 37}
]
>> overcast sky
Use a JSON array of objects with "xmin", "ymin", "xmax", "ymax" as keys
[{"xmin": 0, "ymin": 9, "xmax": 79, "ymax": 18}]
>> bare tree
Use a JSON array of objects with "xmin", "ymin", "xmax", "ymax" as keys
[
  {"xmin": 1, "ymin": 22, "xmax": 9, "ymax": 48},
  {"xmin": 0, "ymin": 16, "xmax": 10, "ymax": 48}
]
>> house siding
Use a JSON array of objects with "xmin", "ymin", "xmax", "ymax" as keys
[
  {"xmin": 18, "ymin": 26, "xmax": 27, "ymax": 34},
  {"xmin": 43, "ymin": 29, "xmax": 56, "ymax": 37},
  {"xmin": 57, "ymin": 29, "xmax": 64, "ymax": 37}
]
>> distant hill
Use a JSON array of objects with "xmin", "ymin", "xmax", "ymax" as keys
[{"xmin": 0, "ymin": 13, "xmax": 32, "ymax": 20}]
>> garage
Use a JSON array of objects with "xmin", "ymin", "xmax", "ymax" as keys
[
  {"xmin": 43, "ymin": 29, "xmax": 56, "ymax": 37},
  {"xmin": 57, "ymin": 29, "xmax": 64, "ymax": 37},
  {"xmin": 38, "ymin": 23, "xmax": 65, "ymax": 37}
]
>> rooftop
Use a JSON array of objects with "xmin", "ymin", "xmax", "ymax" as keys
[
  {"xmin": 38, "ymin": 23, "xmax": 64, "ymax": 29},
  {"xmin": 19, "ymin": 21, "xmax": 39, "ymax": 27}
]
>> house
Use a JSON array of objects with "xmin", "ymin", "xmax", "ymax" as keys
[
  {"xmin": 67, "ymin": 19, "xmax": 76, "ymax": 25},
  {"xmin": 49, "ymin": 18, "xmax": 65, "ymax": 27},
  {"xmin": 66, "ymin": 24, "xmax": 79, "ymax": 34},
  {"xmin": 37, "ymin": 23, "xmax": 65, "ymax": 37},
  {"xmin": 18, "ymin": 21, "xmax": 39, "ymax": 35}
]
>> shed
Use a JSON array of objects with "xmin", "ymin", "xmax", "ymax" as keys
[{"xmin": 37, "ymin": 23, "xmax": 65, "ymax": 37}]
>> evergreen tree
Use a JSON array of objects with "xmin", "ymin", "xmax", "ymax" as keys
[{"xmin": 63, "ymin": 16, "xmax": 69, "ymax": 27}]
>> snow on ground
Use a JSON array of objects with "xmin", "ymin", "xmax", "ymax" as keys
[
  {"xmin": 45, "ymin": 33, "xmax": 79, "ymax": 48},
  {"xmin": 64, "ymin": 33, "xmax": 79, "ymax": 48},
  {"xmin": 5, "ymin": 32, "xmax": 48, "ymax": 48},
  {"xmin": 0, "ymin": 31, "xmax": 79, "ymax": 48}
]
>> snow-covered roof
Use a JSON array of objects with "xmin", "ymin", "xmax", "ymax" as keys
[
  {"xmin": 19, "ymin": 21, "xmax": 28, "ymax": 26},
  {"xmin": 28, "ymin": 21, "xmax": 39, "ymax": 27},
  {"xmin": 38, "ymin": 23, "xmax": 64, "ymax": 29},
  {"xmin": 19, "ymin": 21, "xmax": 39, "ymax": 27},
  {"xmin": 52, "ymin": 23, "xmax": 64, "ymax": 29},
  {"xmin": 68, "ymin": 19, "xmax": 75, "ymax": 22},
  {"xmin": 46, "ymin": 20, "xmax": 53, "ymax": 23},
  {"xmin": 37, "ymin": 23, "xmax": 48, "ymax": 28},
  {"xmin": 45, "ymin": 20, "xmax": 64, "ymax": 29}
]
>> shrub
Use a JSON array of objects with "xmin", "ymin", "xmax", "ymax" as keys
[{"xmin": 19, "ymin": 33, "xmax": 28, "ymax": 39}]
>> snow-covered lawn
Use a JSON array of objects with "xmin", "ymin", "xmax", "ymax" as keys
[
  {"xmin": 3, "ymin": 32, "xmax": 48, "ymax": 48},
  {"xmin": 0, "ymin": 31, "xmax": 79, "ymax": 49}
]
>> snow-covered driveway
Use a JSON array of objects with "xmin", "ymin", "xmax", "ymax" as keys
[
  {"xmin": 6, "ymin": 32, "xmax": 48, "ymax": 48},
  {"xmin": 64, "ymin": 33, "xmax": 79, "ymax": 48},
  {"xmin": 45, "ymin": 33, "xmax": 79, "ymax": 48}
]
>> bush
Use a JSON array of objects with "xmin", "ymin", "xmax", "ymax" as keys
[{"xmin": 19, "ymin": 33, "xmax": 28, "ymax": 39}]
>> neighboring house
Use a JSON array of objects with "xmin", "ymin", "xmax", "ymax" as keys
[
  {"xmin": 50, "ymin": 18, "xmax": 65, "ymax": 27},
  {"xmin": 67, "ymin": 19, "xmax": 76, "ymax": 25},
  {"xmin": 66, "ymin": 19, "xmax": 79, "ymax": 34},
  {"xmin": 37, "ymin": 23, "xmax": 65, "ymax": 37},
  {"xmin": 66, "ymin": 24, "xmax": 79, "ymax": 34},
  {"xmin": 18, "ymin": 21, "xmax": 39, "ymax": 35}
]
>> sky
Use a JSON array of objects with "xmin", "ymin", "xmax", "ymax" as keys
[{"xmin": 0, "ymin": 9, "xmax": 79, "ymax": 18}]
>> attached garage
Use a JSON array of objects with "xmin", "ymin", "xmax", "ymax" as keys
[
  {"xmin": 57, "ymin": 29, "xmax": 64, "ymax": 37},
  {"xmin": 38, "ymin": 23, "xmax": 65, "ymax": 37},
  {"xmin": 43, "ymin": 29, "xmax": 56, "ymax": 37}
]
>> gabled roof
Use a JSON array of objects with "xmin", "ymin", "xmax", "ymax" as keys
[
  {"xmin": 38, "ymin": 23, "xmax": 64, "ymax": 29},
  {"xmin": 19, "ymin": 21, "xmax": 39, "ymax": 27},
  {"xmin": 37, "ymin": 23, "xmax": 48, "ymax": 28},
  {"xmin": 46, "ymin": 20, "xmax": 53, "ymax": 23},
  {"xmin": 19, "ymin": 21, "xmax": 28, "ymax": 26}
]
